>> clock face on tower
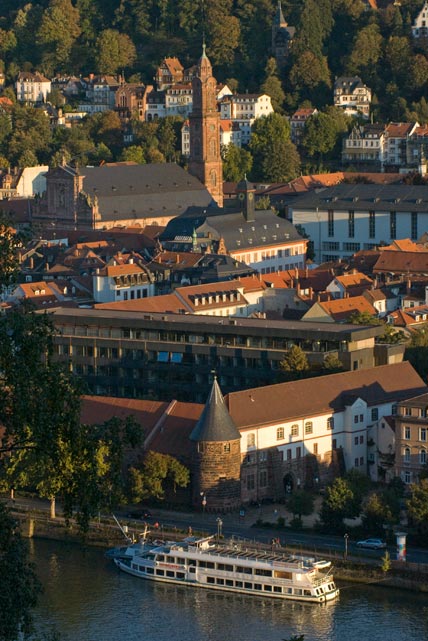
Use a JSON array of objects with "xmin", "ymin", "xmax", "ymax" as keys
[
  {"xmin": 238, "ymin": 192, "xmax": 245, "ymax": 200},
  {"xmin": 248, "ymin": 192, "xmax": 254, "ymax": 200}
]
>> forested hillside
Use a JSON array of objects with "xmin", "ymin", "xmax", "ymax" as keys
[{"xmin": 0, "ymin": 0, "xmax": 427, "ymax": 119}]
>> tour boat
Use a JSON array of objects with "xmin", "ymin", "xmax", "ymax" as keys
[{"xmin": 112, "ymin": 535, "xmax": 339, "ymax": 603}]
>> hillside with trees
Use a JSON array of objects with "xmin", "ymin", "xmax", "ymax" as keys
[{"xmin": 1, "ymin": 1, "xmax": 428, "ymax": 177}]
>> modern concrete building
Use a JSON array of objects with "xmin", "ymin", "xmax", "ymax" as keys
[{"xmin": 50, "ymin": 306, "xmax": 399, "ymax": 402}]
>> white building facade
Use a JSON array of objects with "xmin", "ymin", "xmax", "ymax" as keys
[{"xmin": 290, "ymin": 184, "xmax": 428, "ymax": 263}]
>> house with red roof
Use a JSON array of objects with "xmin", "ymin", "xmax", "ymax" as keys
[{"xmin": 301, "ymin": 294, "xmax": 378, "ymax": 323}]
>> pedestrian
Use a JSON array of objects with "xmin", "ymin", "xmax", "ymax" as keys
[{"xmin": 154, "ymin": 521, "xmax": 159, "ymax": 529}]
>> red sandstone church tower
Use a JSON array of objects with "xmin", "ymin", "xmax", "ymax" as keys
[{"xmin": 188, "ymin": 44, "xmax": 223, "ymax": 207}]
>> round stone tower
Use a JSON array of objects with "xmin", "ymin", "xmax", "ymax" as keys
[{"xmin": 190, "ymin": 377, "xmax": 241, "ymax": 512}]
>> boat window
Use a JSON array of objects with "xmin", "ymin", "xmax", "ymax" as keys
[
  {"xmin": 264, "ymin": 585, "xmax": 272, "ymax": 592},
  {"xmin": 244, "ymin": 582, "xmax": 252, "ymax": 589},
  {"xmin": 226, "ymin": 579, "xmax": 234, "ymax": 587},
  {"xmin": 177, "ymin": 572, "xmax": 185, "ymax": 579},
  {"xmin": 235, "ymin": 580, "xmax": 243, "ymax": 588},
  {"xmin": 273, "ymin": 586, "xmax": 282, "ymax": 593},
  {"xmin": 236, "ymin": 565, "xmax": 252, "ymax": 574},
  {"xmin": 198, "ymin": 561, "xmax": 206, "ymax": 568},
  {"xmin": 216, "ymin": 578, "xmax": 224, "ymax": 585},
  {"xmin": 156, "ymin": 569, "xmax": 165, "ymax": 576},
  {"xmin": 189, "ymin": 566, "xmax": 196, "ymax": 572},
  {"xmin": 255, "ymin": 568, "xmax": 272, "ymax": 577},
  {"xmin": 166, "ymin": 571, "xmax": 174, "ymax": 578},
  {"xmin": 166, "ymin": 556, "xmax": 175, "ymax": 563},
  {"xmin": 188, "ymin": 559, "xmax": 196, "ymax": 566},
  {"xmin": 146, "ymin": 567, "xmax": 154, "ymax": 574},
  {"xmin": 157, "ymin": 555, "xmax": 164, "ymax": 562},
  {"xmin": 207, "ymin": 577, "xmax": 215, "ymax": 584},
  {"xmin": 138, "ymin": 566, "xmax": 145, "ymax": 572},
  {"xmin": 217, "ymin": 563, "xmax": 233, "ymax": 572},
  {"xmin": 254, "ymin": 583, "xmax": 262, "ymax": 591}
]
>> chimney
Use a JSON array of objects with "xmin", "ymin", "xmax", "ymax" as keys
[{"xmin": 407, "ymin": 278, "xmax": 412, "ymax": 296}]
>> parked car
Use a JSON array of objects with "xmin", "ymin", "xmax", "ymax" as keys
[
  {"xmin": 356, "ymin": 538, "xmax": 386, "ymax": 550},
  {"xmin": 127, "ymin": 509, "xmax": 153, "ymax": 521}
]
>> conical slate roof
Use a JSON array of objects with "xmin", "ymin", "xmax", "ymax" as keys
[
  {"xmin": 274, "ymin": 1, "xmax": 286, "ymax": 25},
  {"xmin": 190, "ymin": 377, "xmax": 241, "ymax": 442}
]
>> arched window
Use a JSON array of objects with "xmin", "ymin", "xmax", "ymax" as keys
[
  {"xmin": 247, "ymin": 433, "xmax": 255, "ymax": 448},
  {"xmin": 210, "ymin": 170, "xmax": 217, "ymax": 186},
  {"xmin": 305, "ymin": 421, "xmax": 313, "ymax": 435},
  {"xmin": 420, "ymin": 449, "xmax": 426, "ymax": 465},
  {"xmin": 276, "ymin": 427, "xmax": 284, "ymax": 440},
  {"xmin": 404, "ymin": 447, "xmax": 411, "ymax": 463}
]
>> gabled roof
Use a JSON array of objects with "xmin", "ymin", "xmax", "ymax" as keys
[
  {"xmin": 333, "ymin": 272, "xmax": 373, "ymax": 290},
  {"xmin": 226, "ymin": 362, "xmax": 426, "ymax": 429},
  {"xmin": 373, "ymin": 251, "xmax": 428, "ymax": 274},
  {"xmin": 95, "ymin": 293, "xmax": 185, "ymax": 314},
  {"xmin": 318, "ymin": 295, "xmax": 377, "ymax": 322},
  {"xmin": 190, "ymin": 377, "xmax": 241, "ymax": 442}
]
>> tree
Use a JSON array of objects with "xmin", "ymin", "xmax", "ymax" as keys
[
  {"xmin": 361, "ymin": 492, "xmax": 395, "ymax": 535},
  {"xmin": 287, "ymin": 490, "xmax": 314, "ymax": 520},
  {"xmin": 301, "ymin": 108, "xmax": 350, "ymax": 166},
  {"xmin": 319, "ymin": 477, "xmax": 354, "ymax": 530},
  {"xmin": 261, "ymin": 58, "xmax": 285, "ymax": 113},
  {"xmin": 36, "ymin": 0, "xmax": 81, "ymax": 74},
  {"xmin": 322, "ymin": 353, "xmax": 344, "ymax": 372},
  {"xmin": 120, "ymin": 145, "xmax": 146, "ymax": 164},
  {"xmin": 348, "ymin": 310, "xmax": 380, "ymax": 325},
  {"xmin": 279, "ymin": 345, "xmax": 310, "ymax": 378},
  {"xmin": 221, "ymin": 144, "xmax": 253, "ymax": 182},
  {"xmin": 249, "ymin": 113, "xmax": 300, "ymax": 182},
  {"xmin": 346, "ymin": 23, "xmax": 383, "ymax": 79},
  {"xmin": 0, "ymin": 502, "xmax": 42, "ymax": 641},
  {"xmin": 94, "ymin": 29, "xmax": 136, "ymax": 74},
  {"xmin": 127, "ymin": 451, "xmax": 190, "ymax": 503},
  {"xmin": 406, "ymin": 479, "xmax": 428, "ymax": 536}
]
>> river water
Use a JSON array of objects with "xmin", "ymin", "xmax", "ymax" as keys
[{"xmin": 30, "ymin": 539, "xmax": 428, "ymax": 641}]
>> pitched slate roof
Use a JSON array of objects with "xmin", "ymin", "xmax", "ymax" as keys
[
  {"xmin": 190, "ymin": 377, "xmax": 241, "ymax": 442},
  {"xmin": 226, "ymin": 362, "xmax": 427, "ymax": 429},
  {"xmin": 291, "ymin": 184, "xmax": 428, "ymax": 213},
  {"xmin": 160, "ymin": 206, "xmax": 303, "ymax": 253},
  {"xmin": 75, "ymin": 164, "xmax": 212, "ymax": 222}
]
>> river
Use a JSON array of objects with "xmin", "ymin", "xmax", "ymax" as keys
[{"xmin": 30, "ymin": 539, "xmax": 428, "ymax": 641}]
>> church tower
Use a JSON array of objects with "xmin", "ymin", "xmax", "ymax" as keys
[
  {"xmin": 190, "ymin": 376, "xmax": 241, "ymax": 512},
  {"xmin": 188, "ymin": 44, "xmax": 223, "ymax": 208}
]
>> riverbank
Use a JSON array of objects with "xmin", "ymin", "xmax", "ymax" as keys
[{"xmin": 12, "ymin": 506, "xmax": 428, "ymax": 594}]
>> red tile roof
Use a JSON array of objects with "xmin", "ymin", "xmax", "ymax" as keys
[{"xmin": 226, "ymin": 362, "xmax": 426, "ymax": 429}]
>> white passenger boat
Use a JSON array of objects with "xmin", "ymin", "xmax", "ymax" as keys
[{"xmin": 113, "ymin": 535, "xmax": 339, "ymax": 603}]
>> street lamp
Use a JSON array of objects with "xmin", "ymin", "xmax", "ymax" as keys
[
  {"xmin": 344, "ymin": 533, "xmax": 349, "ymax": 560},
  {"xmin": 200, "ymin": 492, "xmax": 207, "ymax": 513},
  {"xmin": 216, "ymin": 517, "xmax": 223, "ymax": 542}
]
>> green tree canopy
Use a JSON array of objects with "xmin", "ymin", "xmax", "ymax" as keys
[
  {"xmin": 221, "ymin": 144, "xmax": 253, "ymax": 182},
  {"xmin": 94, "ymin": 29, "xmax": 136, "ymax": 74},
  {"xmin": 127, "ymin": 451, "xmax": 190, "ymax": 503},
  {"xmin": 0, "ymin": 502, "xmax": 42, "ymax": 641},
  {"xmin": 36, "ymin": 0, "xmax": 81, "ymax": 74},
  {"xmin": 279, "ymin": 345, "xmax": 310, "ymax": 378},
  {"xmin": 249, "ymin": 113, "xmax": 300, "ymax": 182}
]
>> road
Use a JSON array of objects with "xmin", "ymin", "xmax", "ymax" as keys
[{"xmin": 7, "ymin": 494, "xmax": 428, "ymax": 565}]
